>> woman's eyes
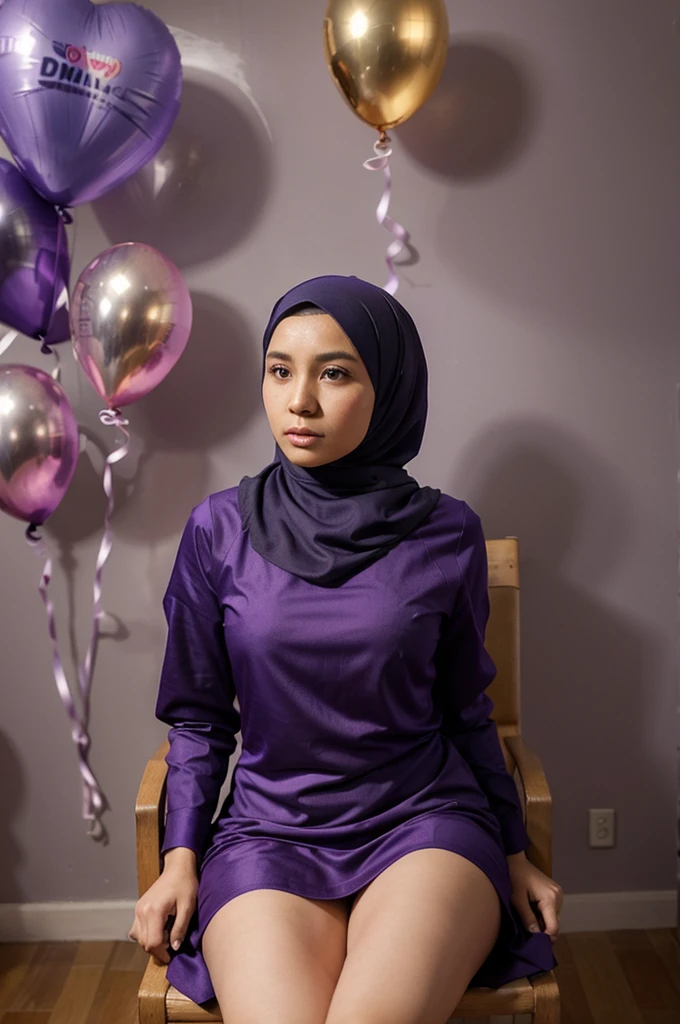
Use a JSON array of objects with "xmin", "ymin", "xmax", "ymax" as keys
[{"xmin": 268, "ymin": 365, "xmax": 349, "ymax": 381}]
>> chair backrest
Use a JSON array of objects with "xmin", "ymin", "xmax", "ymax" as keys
[{"xmin": 485, "ymin": 538, "xmax": 521, "ymax": 737}]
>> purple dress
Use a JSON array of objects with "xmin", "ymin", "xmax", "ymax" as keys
[{"xmin": 155, "ymin": 486, "xmax": 557, "ymax": 1005}]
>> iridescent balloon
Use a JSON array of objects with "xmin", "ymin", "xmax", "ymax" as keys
[
  {"xmin": 70, "ymin": 242, "xmax": 192, "ymax": 408},
  {"xmin": 0, "ymin": 158, "xmax": 71, "ymax": 345},
  {"xmin": 0, "ymin": 364, "xmax": 79, "ymax": 525}
]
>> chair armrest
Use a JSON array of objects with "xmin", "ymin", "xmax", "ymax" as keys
[
  {"xmin": 504, "ymin": 734, "xmax": 552, "ymax": 878},
  {"xmin": 135, "ymin": 737, "xmax": 170, "ymax": 897},
  {"xmin": 138, "ymin": 955, "xmax": 171, "ymax": 1020}
]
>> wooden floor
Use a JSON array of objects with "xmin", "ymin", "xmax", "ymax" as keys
[{"xmin": 0, "ymin": 928, "xmax": 677, "ymax": 1023}]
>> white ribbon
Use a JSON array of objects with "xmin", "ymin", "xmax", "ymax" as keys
[{"xmin": 0, "ymin": 329, "xmax": 18, "ymax": 357}]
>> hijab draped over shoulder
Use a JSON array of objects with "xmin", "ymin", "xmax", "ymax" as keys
[{"xmin": 238, "ymin": 275, "xmax": 441, "ymax": 587}]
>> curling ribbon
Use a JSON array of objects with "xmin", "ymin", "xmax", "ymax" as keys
[
  {"xmin": 24, "ymin": 406, "xmax": 130, "ymax": 840},
  {"xmin": 0, "ymin": 329, "xmax": 18, "ymax": 357},
  {"xmin": 363, "ymin": 135, "xmax": 409, "ymax": 296},
  {"xmin": 25, "ymin": 524, "xmax": 107, "ymax": 839},
  {"xmin": 79, "ymin": 408, "xmax": 131, "ymax": 719}
]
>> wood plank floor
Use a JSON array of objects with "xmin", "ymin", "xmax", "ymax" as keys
[{"xmin": 0, "ymin": 929, "xmax": 677, "ymax": 1023}]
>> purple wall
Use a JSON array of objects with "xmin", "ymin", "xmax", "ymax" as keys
[{"xmin": 0, "ymin": 0, "xmax": 677, "ymax": 904}]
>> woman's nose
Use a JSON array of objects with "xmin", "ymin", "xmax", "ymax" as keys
[{"xmin": 289, "ymin": 388, "xmax": 319, "ymax": 412}]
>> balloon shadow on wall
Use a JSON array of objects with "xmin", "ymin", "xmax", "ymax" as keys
[
  {"xmin": 130, "ymin": 291, "xmax": 260, "ymax": 453},
  {"xmin": 419, "ymin": 35, "xmax": 674, "ymax": 346},
  {"xmin": 113, "ymin": 291, "xmax": 261, "ymax": 544},
  {"xmin": 45, "ymin": 291, "xmax": 259, "ymax": 550},
  {"xmin": 396, "ymin": 38, "xmax": 537, "ymax": 180},
  {"xmin": 45, "ymin": 429, "xmax": 116, "ymax": 547},
  {"xmin": 91, "ymin": 78, "xmax": 273, "ymax": 269},
  {"xmin": 450, "ymin": 419, "xmax": 666, "ymax": 891}
]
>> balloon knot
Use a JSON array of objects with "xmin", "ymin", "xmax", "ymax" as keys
[
  {"xmin": 55, "ymin": 205, "xmax": 74, "ymax": 225},
  {"xmin": 25, "ymin": 523, "xmax": 41, "ymax": 543},
  {"xmin": 99, "ymin": 407, "xmax": 129, "ymax": 429}
]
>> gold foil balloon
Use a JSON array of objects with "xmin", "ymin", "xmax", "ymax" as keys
[
  {"xmin": 323, "ymin": 0, "xmax": 449, "ymax": 132},
  {"xmin": 70, "ymin": 242, "xmax": 192, "ymax": 409}
]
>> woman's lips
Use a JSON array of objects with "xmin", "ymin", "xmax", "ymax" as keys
[{"xmin": 286, "ymin": 432, "xmax": 322, "ymax": 446}]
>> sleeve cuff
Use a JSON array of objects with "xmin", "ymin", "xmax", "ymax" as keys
[
  {"xmin": 500, "ymin": 815, "xmax": 531, "ymax": 856},
  {"xmin": 161, "ymin": 806, "xmax": 213, "ymax": 862}
]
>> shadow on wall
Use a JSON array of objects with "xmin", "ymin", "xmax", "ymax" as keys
[
  {"xmin": 452, "ymin": 419, "xmax": 668, "ymax": 892},
  {"xmin": 92, "ymin": 76, "xmax": 273, "ymax": 269},
  {"xmin": 131, "ymin": 292, "xmax": 261, "ymax": 458},
  {"xmin": 400, "ymin": 31, "xmax": 676, "ymax": 348},
  {"xmin": 392, "ymin": 36, "xmax": 535, "ymax": 287},
  {"xmin": 397, "ymin": 38, "xmax": 537, "ymax": 180},
  {"xmin": 115, "ymin": 291, "xmax": 262, "ymax": 543},
  {"xmin": 46, "ymin": 291, "xmax": 260, "ymax": 550},
  {"xmin": 0, "ymin": 731, "xmax": 26, "ymax": 902}
]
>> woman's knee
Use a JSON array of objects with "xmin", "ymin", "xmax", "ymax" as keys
[{"xmin": 202, "ymin": 888, "xmax": 350, "ymax": 1024}]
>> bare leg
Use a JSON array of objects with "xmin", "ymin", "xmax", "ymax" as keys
[
  {"xmin": 324, "ymin": 848, "xmax": 502, "ymax": 1024},
  {"xmin": 202, "ymin": 887, "xmax": 351, "ymax": 1024}
]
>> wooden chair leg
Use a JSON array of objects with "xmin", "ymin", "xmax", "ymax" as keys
[
  {"xmin": 138, "ymin": 956, "xmax": 170, "ymax": 1024},
  {"xmin": 530, "ymin": 970, "xmax": 560, "ymax": 1023}
]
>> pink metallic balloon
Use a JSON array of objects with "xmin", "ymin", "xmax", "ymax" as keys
[
  {"xmin": 0, "ymin": 364, "xmax": 79, "ymax": 525},
  {"xmin": 70, "ymin": 242, "xmax": 192, "ymax": 408}
]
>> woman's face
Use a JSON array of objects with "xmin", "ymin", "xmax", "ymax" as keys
[{"xmin": 263, "ymin": 312, "xmax": 376, "ymax": 467}]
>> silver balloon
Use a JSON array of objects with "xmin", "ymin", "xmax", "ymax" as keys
[{"xmin": 0, "ymin": 364, "xmax": 79, "ymax": 525}]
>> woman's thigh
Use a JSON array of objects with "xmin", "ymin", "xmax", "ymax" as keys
[
  {"xmin": 201, "ymin": 887, "xmax": 352, "ymax": 1024},
  {"xmin": 325, "ymin": 848, "xmax": 502, "ymax": 1024}
]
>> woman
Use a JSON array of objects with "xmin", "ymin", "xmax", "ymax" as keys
[{"xmin": 129, "ymin": 275, "xmax": 561, "ymax": 1024}]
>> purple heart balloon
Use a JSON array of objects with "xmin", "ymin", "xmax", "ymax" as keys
[
  {"xmin": 0, "ymin": 0, "xmax": 182, "ymax": 207},
  {"xmin": 0, "ymin": 363, "xmax": 79, "ymax": 525},
  {"xmin": 0, "ymin": 158, "xmax": 71, "ymax": 344}
]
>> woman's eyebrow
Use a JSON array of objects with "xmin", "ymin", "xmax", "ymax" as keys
[{"xmin": 266, "ymin": 350, "xmax": 360, "ymax": 363}]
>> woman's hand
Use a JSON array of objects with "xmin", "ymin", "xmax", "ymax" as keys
[
  {"xmin": 507, "ymin": 851, "xmax": 563, "ymax": 943},
  {"xmin": 128, "ymin": 850, "xmax": 198, "ymax": 964}
]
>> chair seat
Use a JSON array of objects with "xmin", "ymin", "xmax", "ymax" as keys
[{"xmin": 165, "ymin": 976, "xmax": 537, "ymax": 1021}]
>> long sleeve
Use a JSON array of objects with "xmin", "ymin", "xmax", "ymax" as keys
[
  {"xmin": 433, "ymin": 503, "xmax": 529, "ymax": 856},
  {"xmin": 154, "ymin": 498, "xmax": 241, "ymax": 868}
]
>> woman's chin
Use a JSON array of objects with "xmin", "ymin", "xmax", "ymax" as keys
[{"xmin": 287, "ymin": 450, "xmax": 327, "ymax": 466}]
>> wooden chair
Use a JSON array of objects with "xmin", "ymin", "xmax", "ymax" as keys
[{"xmin": 135, "ymin": 537, "xmax": 560, "ymax": 1023}]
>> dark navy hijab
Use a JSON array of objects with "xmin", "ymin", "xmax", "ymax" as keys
[{"xmin": 237, "ymin": 275, "xmax": 441, "ymax": 587}]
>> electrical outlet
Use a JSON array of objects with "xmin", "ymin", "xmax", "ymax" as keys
[{"xmin": 589, "ymin": 808, "xmax": 616, "ymax": 848}]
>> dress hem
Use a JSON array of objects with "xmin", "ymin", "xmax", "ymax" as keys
[{"xmin": 167, "ymin": 837, "xmax": 557, "ymax": 1007}]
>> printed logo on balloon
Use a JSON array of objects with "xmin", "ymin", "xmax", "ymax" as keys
[
  {"xmin": 0, "ymin": 0, "xmax": 181, "ymax": 206},
  {"xmin": 54, "ymin": 41, "xmax": 122, "ymax": 80}
]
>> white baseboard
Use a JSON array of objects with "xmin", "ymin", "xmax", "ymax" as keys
[
  {"xmin": 0, "ymin": 890, "xmax": 675, "ymax": 942},
  {"xmin": 0, "ymin": 900, "xmax": 137, "ymax": 942},
  {"xmin": 558, "ymin": 889, "xmax": 677, "ymax": 932}
]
